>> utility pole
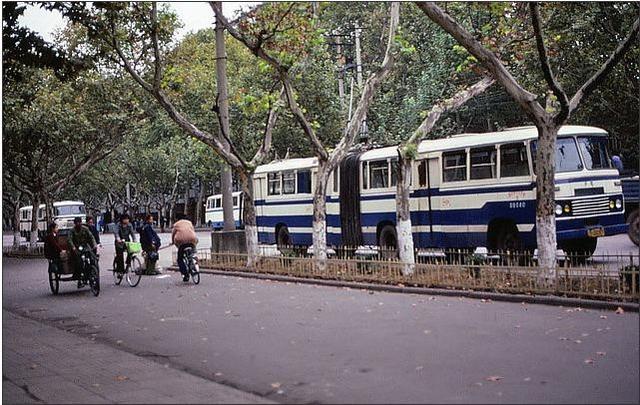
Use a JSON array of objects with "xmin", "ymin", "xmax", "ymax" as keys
[
  {"xmin": 354, "ymin": 26, "xmax": 368, "ymax": 143},
  {"xmin": 214, "ymin": 1, "xmax": 236, "ymax": 232}
]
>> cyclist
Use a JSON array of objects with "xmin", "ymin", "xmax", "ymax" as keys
[
  {"xmin": 44, "ymin": 222, "xmax": 66, "ymax": 273},
  {"xmin": 86, "ymin": 216, "xmax": 101, "ymax": 247},
  {"xmin": 172, "ymin": 213, "xmax": 198, "ymax": 282},
  {"xmin": 114, "ymin": 214, "xmax": 136, "ymax": 274},
  {"xmin": 68, "ymin": 216, "xmax": 97, "ymax": 287}
]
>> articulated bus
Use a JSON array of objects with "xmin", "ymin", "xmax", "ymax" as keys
[
  {"xmin": 252, "ymin": 125, "xmax": 627, "ymax": 256},
  {"xmin": 19, "ymin": 200, "xmax": 86, "ymax": 241},
  {"xmin": 205, "ymin": 191, "xmax": 243, "ymax": 229}
]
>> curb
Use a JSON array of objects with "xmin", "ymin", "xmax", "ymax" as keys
[{"xmin": 167, "ymin": 266, "xmax": 639, "ymax": 312}]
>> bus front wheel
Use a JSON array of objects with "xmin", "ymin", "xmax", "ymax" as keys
[{"xmin": 627, "ymin": 209, "xmax": 639, "ymax": 247}]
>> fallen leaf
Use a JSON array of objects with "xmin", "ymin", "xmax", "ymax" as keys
[
  {"xmin": 486, "ymin": 376, "xmax": 503, "ymax": 382},
  {"xmin": 271, "ymin": 382, "xmax": 281, "ymax": 389},
  {"xmin": 581, "ymin": 333, "xmax": 590, "ymax": 337},
  {"xmin": 201, "ymin": 337, "xmax": 208, "ymax": 341},
  {"xmin": 596, "ymin": 351, "xmax": 606, "ymax": 356},
  {"xmin": 523, "ymin": 377, "xmax": 531, "ymax": 382},
  {"xmin": 573, "ymin": 339, "xmax": 582, "ymax": 344},
  {"xmin": 115, "ymin": 375, "xmax": 129, "ymax": 381},
  {"xmin": 415, "ymin": 366, "xmax": 424, "ymax": 371},
  {"xmin": 214, "ymin": 372, "xmax": 223, "ymax": 377},
  {"xmin": 116, "ymin": 340, "xmax": 123, "ymax": 345},
  {"xmin": 558, "ymin": 337, "xmax": 568, "ymax": 341},
  {"xmin": 600, "ymin": 315, "xmax": 607, "ymax": 319},
  {"xmin": 615, "ymin": 307, "xmax": 624, "ymax": 314},
  {"xmin": 423, "ymin": 330, "xmax": 432, "ymax": 335},
  {"xmin": 584, "ymin": 359, "xmax": 594, "ymax": 364},
  {"xmin": 277, "ymin": 390, "xmax": 285, "ymax": 395}
]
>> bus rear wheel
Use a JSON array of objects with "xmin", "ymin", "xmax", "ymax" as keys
[
  {"xmin": 378, "ymin": 225, "xmax": 398, "ymax": 260},
  {"xmin": 276, "ymin": 226, "xmax": 293, "ymax": 254}
]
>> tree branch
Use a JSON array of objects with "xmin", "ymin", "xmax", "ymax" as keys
[
  {"xmin": 530, "ymin": 2, "xmax": 569, "ymax": 124},
  {"xmin": 404, "ymin": 76, "xmax": 494, "ymax": 149},
  {"xmin": 416, "ymin": 2, "xmax": 547, "ymax": 123},
  {"xmin": 569, "ymin": 16, "xmax": 640, "ymax": 113},
  {"xmin": 250, "ymin": 86, "xmax": 285, "ymax": 167}
]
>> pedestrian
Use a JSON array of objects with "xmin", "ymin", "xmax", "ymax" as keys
[
  {"xmin": 114, "ymin": 214, "xmax": 136, "ymax": 274},
  {"xmin": 172, "ymin": 213, "xmax": 198, "ymax": 282},
  {"xmin": 140, "ymin": 214, "xmax": 161, "ymax": 274},
  {"xmin": 86, "ymin": 216, "xmax": 101, "ymax": 247}
]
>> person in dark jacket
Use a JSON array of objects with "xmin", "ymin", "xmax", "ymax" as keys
[
  {"xmin": 68, "ymin": 217, "xmax": 97, "ymax": 286},
  {"xmin": 86, "ymin": 216, "xmax": 101, "ymax": 246},
  {"xmin": 44, "ymin": 222, "xmax": 65, "ymax": 273},
  {"xmin": 114, "ymin": 214, "xmax": 136, "ymax": 273},
  {"xmin": 140, "ymin": 214, "xmax": 161, "ymax": 274}
]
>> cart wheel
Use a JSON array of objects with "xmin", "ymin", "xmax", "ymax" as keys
[
  {"xmin": 48, "ymin": 269, "xmax": 59, "ymax": 295},
  {"xmin": 127, "ymin": 256, "xmax": 143, "ymax": 287},
  {"xmin": 89, "ymin": 264, "xmax": 100, "ymax": 296},
  {"xmin": 113, "ymin": 257, "xmax": 123, "ymax": 285}
]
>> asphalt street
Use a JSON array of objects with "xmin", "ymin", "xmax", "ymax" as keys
[{"xmin": 2, "ymin": 251, "xmax": 638, "ymax": 403}]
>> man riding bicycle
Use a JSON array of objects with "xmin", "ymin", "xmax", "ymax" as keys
[
  {"xmin": 67, "ymin": 216, "xmax": 97, "ymax": 287},
  {"xmin": 114, "ymin": 214, "xmax": 136, "ymax": 274},
  {"xmin": 172, "ymin": 213, "xmax": 198, "ymax": 282}
]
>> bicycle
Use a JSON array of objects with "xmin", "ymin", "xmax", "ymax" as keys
[
  {"xmin": 180, "ymin": 245, "xmax": 200, "ymax": 285},
  {"xmin": 112, "ymin": 241, "xmax": 143, "ymax": 287}
]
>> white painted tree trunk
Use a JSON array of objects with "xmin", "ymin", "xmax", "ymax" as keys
[
  {"xmin": 312, "ymin": 162, "xmax": 330, "ymax": 270},
  {"xmin": 29, "ymin": 194, "xmax": 40, "ymax": 249},
  {"xmin": 239, "ymin": 172, "xmax": 259, "ymax": 267},
  {"xmin": 195, "ymin": 180, "xmax": 205, "ymax": 227},
  {"xmin": 12, "ymin": 195, "xmax": 22, "ymax": 247},
  {"xmin": 395, "ymin": 157, "xmax": 415, "ymax": 274},
  {"xmin": 535, "ymin": 124, "xmax": 558, "ymax": 284}
]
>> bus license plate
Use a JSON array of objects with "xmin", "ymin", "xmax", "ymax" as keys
[{"xmin": 587, "ymin": 227, "xmax": 605, "ymax": 238}]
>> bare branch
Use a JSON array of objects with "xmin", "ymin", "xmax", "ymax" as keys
[
  {"xmin": 416, "ymin": 2, "xmax": 546, "ymax": 123},
  {"xmin": 569, "ymin": 17, "xmax": 640, "ymax": 113},
  {"xmin": 530, "ymin": 2, "xmax": 569, "ymax": 124},
  {"xmin": 404, "ymin": 77, "xmax": 495, "ymax": 149}
]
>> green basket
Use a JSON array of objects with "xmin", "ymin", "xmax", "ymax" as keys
[{"xmin": 125, "ymin": 241, "xmax": 142, "ymax": 254}]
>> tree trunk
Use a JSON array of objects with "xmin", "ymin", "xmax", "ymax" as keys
[
  {"xmin": 12, "ymin": 193, "xmax": 22, "ymax": 247},
  {"xmin": 238, "ymin": 171, "xmax": 259, "ymax": 266},
  {"xmin": 168, "ymin": 202, "xmax": 175, "ymax": 228},
  {"xmin": 158, "ymin": 205, "xmax": 165, "ymax": 233},
  {"xmin": 195, "ymin": 179, "xmax": 205, "ymax": 227},
  {"xmin": 183, "ymin": 186, "xmax": 190, "ymax": 219},
  {"xmin": 395, "ymin": 156, "xmax": 415, "ymax": 274},
  {"xmin": 312, "ymin": 160, "xmax": 330, "ymax": 269},
  {"xmin": 29, "ymin": 193, "xmax": 41, "ymax": 249},
  {"xmin": 535, "ymin": 123, "xmax": 558, "ymax": 282}
]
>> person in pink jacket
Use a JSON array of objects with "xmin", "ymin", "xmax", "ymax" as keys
[{"xmin": 172, "ymin": 214, "xmax": 198, "ymax": 281}]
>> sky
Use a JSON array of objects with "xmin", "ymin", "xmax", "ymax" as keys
[{"xmin": 18, "ymin": 2, "xmax": 259, "ymax": 43}]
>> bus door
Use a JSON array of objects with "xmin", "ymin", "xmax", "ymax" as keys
[{"xmin": 340, "ymin": 152, "xmax": 364, "ymax": 247}]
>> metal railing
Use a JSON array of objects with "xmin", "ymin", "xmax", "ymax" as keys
[{"xmin": 174, "ymin": 245, "xmax": 639, "ymax": 302}]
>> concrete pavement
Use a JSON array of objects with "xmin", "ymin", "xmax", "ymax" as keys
[{"xmin": 2, "ymin": 309, "xmax": 273, "ymax": 404}]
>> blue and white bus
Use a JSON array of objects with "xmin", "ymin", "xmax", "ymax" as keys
[
  {"xmin": 252, "ymin": 126, "xmax": 627, "ymax": 256},
  {"xmin": 205, "ymin": 191, "xmax": 243, "ymax": 229}
]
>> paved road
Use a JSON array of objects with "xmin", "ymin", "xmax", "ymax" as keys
[{"xmin": 3, "ymin": 256, "xmax": 638, "ymax": 404}]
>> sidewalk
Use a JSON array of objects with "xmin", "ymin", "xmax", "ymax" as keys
[{"xmin": 2, "ymin": 310, "xmax": 274, "ymax": 404}]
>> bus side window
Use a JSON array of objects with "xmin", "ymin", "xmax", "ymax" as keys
[
  {"xmin": 362, "ymin": 162, "xmax": 369, "ymax": 190},
  {"xmin": 282, "ymin": 171, "xmax": 296, "ymax": 194},
  {"xmin": 297, "ymin": 170, "xmax": 311, "ymax": 194},
  {"xmin": 470, "ymin": 146, "xmax": 497, "ymax": 180},
  {"xmin": 216, "ymin": 198, "xmax": 221, "ymax": 208},
  {"xmin": 501, "ymin": 143, "xmax": 530, "ymax": 177},
  {"xmin": 443, "ymin": 150, "xmax": 467, "ymax": 182},
  {"xmin": 369, "ymin": 160, "xmax": 389, "ymax": 188},
  {"xmin": 233, "ymin": 196, "xmax": 238, "ymax": 207},
  {"xmin": 332, "ymin": 169, "xmax": 339, "ymax": 194},
  {"xmin": 268, "ymin": 172, "xmax": 281, "ymax": 195},
  {"xmin": 417, "ymin": 160, "xmax": 427, "ymax": 187},
  {"xmin": 390, "ymin": 158, "xmax": 398, "ymax": 187}
]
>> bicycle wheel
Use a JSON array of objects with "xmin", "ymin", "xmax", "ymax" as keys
[
  {"xmin": 48, "ymin": 269, "xmax": 59, "ymax": 295},
  {"xmin": 113, "ymin": 257, "xmax": 123, "ymax": 285},
  {"xmin": 89, "ymin": 264, "xmax": 100, "ymax": 296},
  {"xmin": 190, "ymin": 260, "xmax": 200, "ymax": 285},
  {"xmin": 126, "ymin": 256, "xmax": 143, "ymax": 287}
]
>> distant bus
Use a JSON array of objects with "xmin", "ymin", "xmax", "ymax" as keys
[
  {"xmin": 252, "ymin": 125, "xmax": 627, "ymax": 256},
  {"xmin": 19, "ymin": 200, "xmax": 86, "ymax": 241},
  {"xmin": 205, "ymin": 191, "xmax": 243, "ymax": 229}
]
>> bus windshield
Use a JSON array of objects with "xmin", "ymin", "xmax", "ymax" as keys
[
  {"xmin": 577, "ymin": 136, "xmax": 611, "ymax": 170},
  {"xmin": 531, "ymin": 137, "xmax": 583, "ymax": 173},
  {"xmin": 55, "ymin": 205, "xmax": 85, "ymax": 216}
]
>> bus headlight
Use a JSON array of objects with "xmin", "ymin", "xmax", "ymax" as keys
[
  {"xmin": 564, "ymin": 204, "xmax": 571, "ymax": 214},
  {"xmin": 555, "ymin": 204, "xmax": 563, "ymax": 216},
  {"xmin": 609, "ymin": 200, "xmax": 615, "ymax": 209},
  {"xmin": 615, "ymin": 199, "xmax": 622, "ymax": 209}
]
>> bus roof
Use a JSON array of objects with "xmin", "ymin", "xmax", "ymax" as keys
[
  {"xmin": 253, "ymin": 125, "xmax": 608, "ymax": 171},
  {"xmin": 20, "ymin": 201, "xmax": 85, "ymax": 211}
]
